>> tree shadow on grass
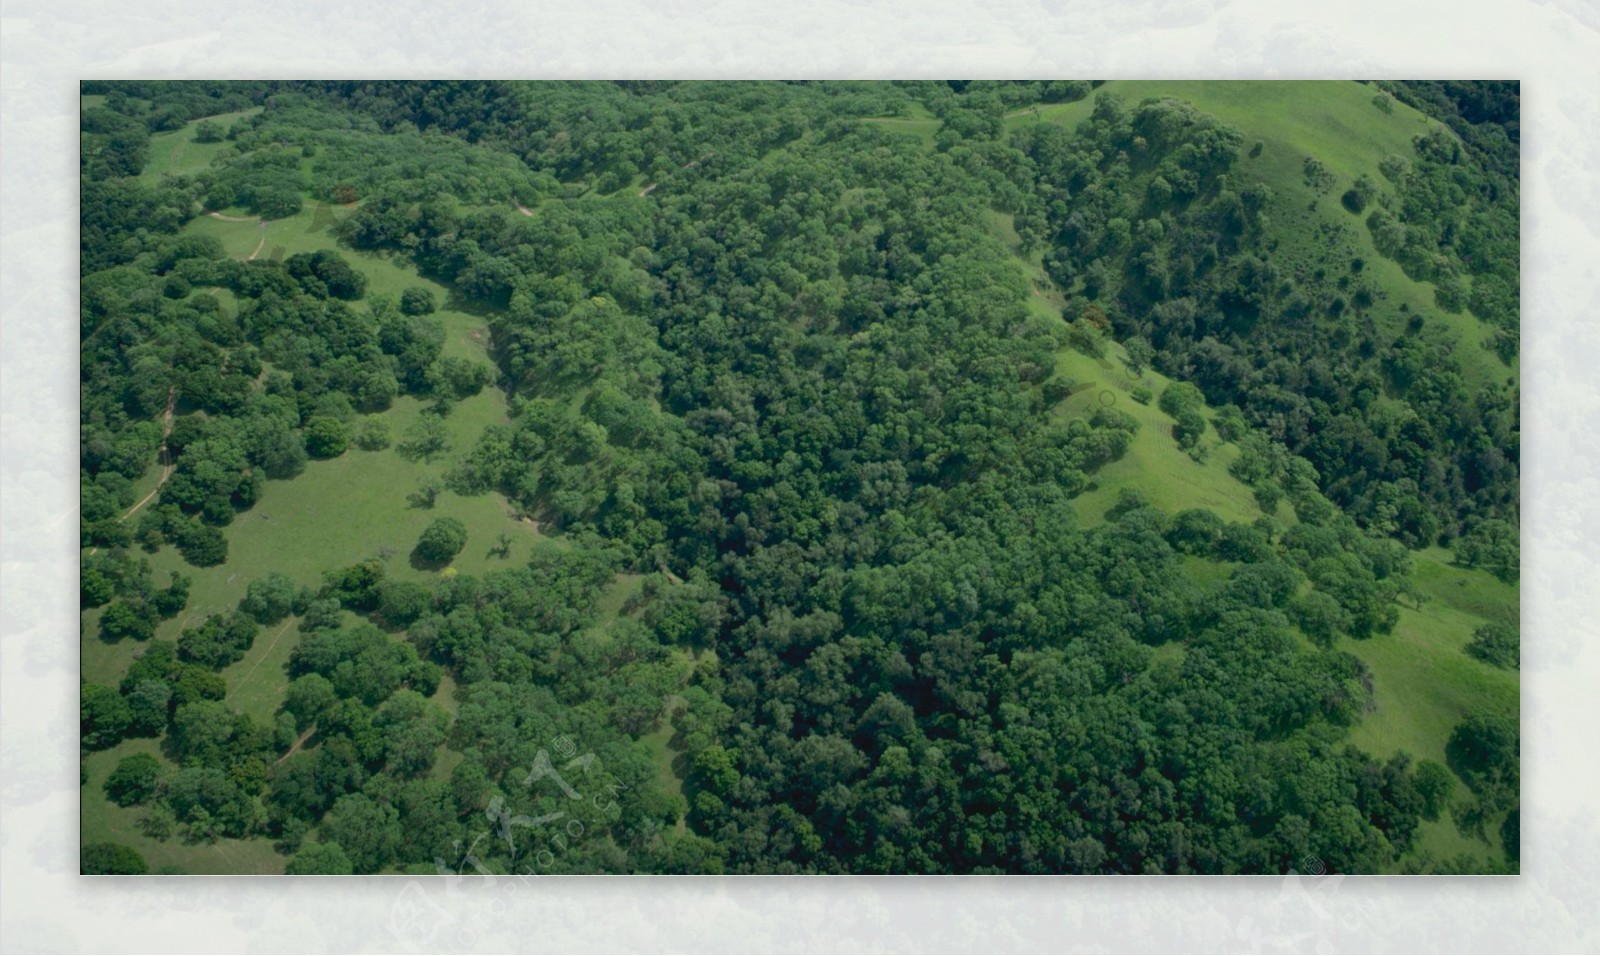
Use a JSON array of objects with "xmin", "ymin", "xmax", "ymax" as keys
[{"xmin": 408, "ymin": 546, "xmax": 453, "ymax": 573}]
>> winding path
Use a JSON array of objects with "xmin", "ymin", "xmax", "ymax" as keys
[
  {"xmin": 119, "ymin": 386, "xmax": 178, "ymax": 522},
  {"xmin": 276, "ymin": 724, "xmax": 319, "ymax": 765},
  {"xmin": 637, "ymin": 152, "xmax": 716, "ymax": 198}
]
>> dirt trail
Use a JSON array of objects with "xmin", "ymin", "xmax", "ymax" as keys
[
  {"xmin": 637, "ymin": 152, "xmax": 715, "ymax": 197},
  {"xmin": 515, "ymin": 202, "xmax": 535, "ymax": 217},
  {"xmin": 245, "ymin": 227, "xmax": 269, "ymax": 261},
  {"xmin": 236, "ymin": 618, "xmax": 296, "ymax": 689},
  {"xmin": 119, "ymin": 386, "xmax": 178, "ymax": 522},
  {"xmin": 276, "ymin": 724, "xmax": 319, "ymax": 765},
  {"xmin": 207, "ymin": 211, "xmax": 258, "ymax": 223}
]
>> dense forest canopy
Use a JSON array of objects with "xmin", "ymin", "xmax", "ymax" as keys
[{"xmin": 80, "ymin": 79, "xmax": 1518, "ymax": 875}]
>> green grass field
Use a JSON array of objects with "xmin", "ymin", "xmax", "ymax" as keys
[
  {"xmin": 860, "ymin": 102, "xmax": 941, "ymax": 148},
  {"xmin": 1054, "ymin": 342, "xmax": 1264, "ymax": 527},
  {"xmin": 1339, "ymin": 546, "xmax": 1519, "ymax": 870},
  {"xmin": 1343, "ymin": 551, "xmax": 1518, "ymax": 767},
  {"xmin": 138, "ymin": 108, "xmax": 264, "ymax": 183}
]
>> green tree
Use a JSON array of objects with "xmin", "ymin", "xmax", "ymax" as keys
[
  {"xmin": 239, "ymin": 572, "xmax": 302, "ymax": 625},
  {"xmin": 1413, "ymin": 760, "xmax": 1455, "ymax": 821},
  {"xmin": 81, "ymin": 683, "xmax": 132, "ymax": 749},
  {"xmin": 124, "ymin": 679, "xmax": 173, "ymax": 736},
  {"xmin": 1454, "ymin": 519, "xmax": 1519, "ymax": 584},
  {"xmin": 283, "ymin": 673, "xmax": 338, "ymax": 731},
  {"xmin": 82, "ymin": 842, "xmax": 148, "ymax": 874},
  {"xmin": 287, "ymin": 839, "xmax": 355, "ymax": 874},
  {"xmin": 415, "ymin": 517, "xmax": 467, "ymax": 565},
  {"xmin": 1158, "ymin": 381, "xmax": 1204, "ymax": 418},
  {"xmin": 98, "ymin": 600, "xmax": 157, "ymax": 643},
  {"xmin": 319, "ymin": 793, "xmax": 402, "ymax": 873},
  {"xmin": 400, "ymin": 286, "xmax": 436, "ymax": 316},
  {"xmin": 1466, "ymin": 621, "xmax": 1518, "ymax": 670},
  {"xmin": 304, "ymin": 416, "xmax": 350, "ymax": 459},
  {"xmin": 353, "ymin": 416, "xmax": 392, "ymax": 451},
  {"xmin": 1446, "ymin": 714, "xmax": 1519, "ymax": 813},
  {"xmin": 105, "ymin": 752, "xmax": 164, "ymax": 806},
  {"xmin": 177, "ymin": 612, "xmax": 259, "ymax": 669},
  {"xmin": 175, "ymin": 521, "xmax": 228, "ymax": 567}
]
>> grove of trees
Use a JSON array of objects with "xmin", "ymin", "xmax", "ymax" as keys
[{"xmin": 80, "ymin": 80, "xmax": 1518, "ymax": 875}]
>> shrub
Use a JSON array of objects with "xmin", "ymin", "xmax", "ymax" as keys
[
  {"xmin": 400, "ymin": 286, "xmax": 437, "ymax": 315},
  {"xmin": 1158, "ymin": 381, "xmax": 1204, "ymax": 418},
  {"xmin": 176, "ymin": 521, "xmax": 228, "ymax": 567},
  {"xmin": 104, "ymin": 753, "xmax": 163, "ymax": 806},
  {"xmin": 1466, "ymin": 621, "xmax": 1518, "ymax": 670},
  {"xmin": 82, "ymin": 842, "xmax": 148, "ymax": 874},
  {"xmin": 353, "ymin": 416, "xmax": 392, "ymax": 451},
  {"xmin": 304, "ymin": 416, "xmax": 350, "ymax": 459},
  {"xmin": 415, "ymin": 517, "xmax": 467, "ymax": 564}
]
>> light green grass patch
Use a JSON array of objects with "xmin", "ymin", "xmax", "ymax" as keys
[
  {"xmin": 139, "ymin": 108, "xmax": 264, "ymax": 183},
  {"xmin": 1340, "ymin": 546, "xmax": 1519, "ymax": 797},
  {"xmin": 142, "ymin": 393, "xmax": 532, "ymax": 632},
  {"xmin": 219, "ymin": 616, "xmax": 302, "ymax": 724},
  {"xmin": 860, "ymin": 103, "xmax": 941, "ymax": 149},
  {"xmin": 1056, "ymin": 343, "xmax": 1262, "ymax": 526}
]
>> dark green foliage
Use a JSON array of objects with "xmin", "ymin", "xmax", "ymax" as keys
[
  {"xmin": 375, "ymin": 580, "xmax": 431, "ymax": 629},
  {"xmin": 320, "ymin": 559, "xmax": 386, "ymax": 612},
  {"xmin": 290, "ymin": 623, "xmax": 439, "ymax": 706},
  {"xmin": 162, "ymin": 765, "xmax": 258, "ymax": 840},
  {"xmin": 105, "ymin": 753, "xmax": 164, "ymax": 806},
  {"xmin": 177, "ymin": 613, "xmax": 259, "ymax": 669},
  {"xmin": 239, "ymin": 571, "xmax": 303, "ymax": 624},
  {"xmin": 282, "ymin": 673, "xmax": 338, "ymax": 731},
  {"xmin": 82, "ymin": 842, "xmax": 148, "ymax": 874},
  {"xmin": 1413, "ymin": 760, "xmax": 1454, "ymax": 821},
  {"xmin": 1454, "ymin": 519, "xmax": 1519, "ymax": 584},
  {"xmin": 318, "ymin": 793, "xmax": 401, "ymax": 873},
  {"xmin": 415, "ymin": 517, "xmax": 467, "ymax": 564},
  {"xmin": 98, "ymin": 599, "xmax": 158, "ymax": 643},
  {"xmin": 1446, "ymin": 714, "xmax": 1518, "ymax": 813},
  {"xmin": 79, "ymin": 81, "xmax": 1515, "ymax": 876},
  {"xmin": 303, "ymin": 416, "xmax": 350, "ymax": 459},
  {"xmin": 1173, "ymin": 407, "xmax": 1207, "ymax": 449},
  {"xmin": 399, "ymin": 286, "xmax": 436, "ymax": 315},
  {"xmin": 287, "ymin": 839, "xmax": 354, "ymax": 874},
  {"xmin": 121, "ymin": 640, "xmax": 227, "ymax": 712},
  {"xmin": 175, "ymin": 521, "xmax": 228, "ymax": 567},
  {"xmin": 124, "ymin": 679, "xmax": 173, "ymax": 737},
  {"xmin": 1467, "ymin": 621, "xmax": 1518, "ymax": 670},
  {"xmin": 1168, "ymin": 508, "xmax": 1223, "ymax": 555},
  {"xmin": 1500, "ymin": 807, "xmax": 1519, "ymax": 864},
  {"xmin": 1158, "ymin": 381, "xmax": 1204, "ymax": 418},
  {"xmin": 81, "ymin": 683, "xmax": 133, "ymax": 749}
]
